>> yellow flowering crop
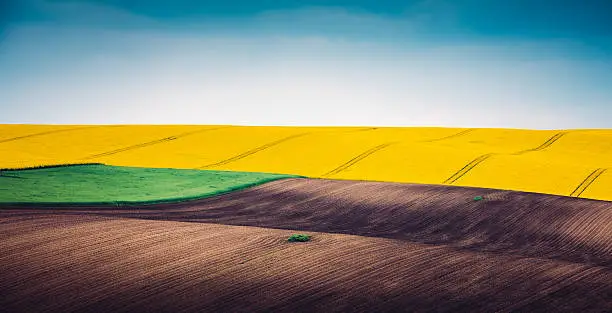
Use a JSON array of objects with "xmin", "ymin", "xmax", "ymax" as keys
[{"xmin": 1, "ymin": 125, "xmax": 610, "ymax": 201}]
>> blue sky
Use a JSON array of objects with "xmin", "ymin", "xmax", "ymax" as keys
[{"xmin": 1, "ymin": 0, "xmax": 611, "ymax": 128}]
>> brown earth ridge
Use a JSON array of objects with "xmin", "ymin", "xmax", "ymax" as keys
[{"xmin": 1, "ymin": 178, "xmax": 611, "ymax": 312}]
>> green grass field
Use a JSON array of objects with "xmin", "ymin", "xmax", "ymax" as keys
[{"xmin": 0, "ymin": 164, "xmax": 299, "ymax": 206}]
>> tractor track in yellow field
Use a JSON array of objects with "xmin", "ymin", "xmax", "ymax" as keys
[
  {"xmin": 351, "ymin": 127, "xmax": 380, "ymax": 132},
  {"xmin": 322, "ymin": 142, "xmax": 397, "ymax": 177},
  {"xmin": 443, "ymin": 131, "xmax": 572, "ymax": 185},
  {"xmin": 81, "ymin": 126, "xmax": 231, "ymax": 160},
  {"xmin": 513, "ymin": 132, "xmax": 568, "ymax": 155},
  {"xmin": 443, "ymin": 153, "xmax": 495, "ymax": 184},
  {"xmin": 422, "ymin": 128, "xmax": 476, "ymax": 143},
  {"xmin": 570, "ymin": 168, "xmax": 608, "ymax": 197},
  {"xmin": 198, "ymin": 133, "xmax": 311, "ymax": 169},
  {"xmin": 0, "ymin": 125, "xmax": 122, "ymax": 144}
]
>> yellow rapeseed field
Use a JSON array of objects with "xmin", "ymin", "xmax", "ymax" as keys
[{"xmin": 1, "ymin": 124, "xmax": 611, "ymax": 201}]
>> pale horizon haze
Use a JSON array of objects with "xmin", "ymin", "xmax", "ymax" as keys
[{"xmin": 1, "ymin": 0, "xmax": 611, "ymax": 129}]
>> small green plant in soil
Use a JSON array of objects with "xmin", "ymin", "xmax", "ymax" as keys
[{"xmin": 287, "ymin": 234, "xmax": 311, "ymax": 242}]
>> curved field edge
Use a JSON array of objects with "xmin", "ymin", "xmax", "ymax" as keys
[
  {"xmin": 0, "ymin": 164, "xmax": 303, "ymax": 207},
  {"xmin": 0, "ymin": 162, "xmax": 105, "ymax": 171},
  {"xmin": 311, "ymin": 175, "xmax": 612, "ymax": 202}
]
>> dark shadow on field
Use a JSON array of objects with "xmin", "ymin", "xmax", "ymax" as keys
[{"xmin": 2, "ymin": 178, "xmax": 611, "ymax": 267}]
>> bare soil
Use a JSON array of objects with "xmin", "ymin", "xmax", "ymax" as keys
[{"xmin": 1, "ymin": 178, "xmax": 611, "ymax": 312}]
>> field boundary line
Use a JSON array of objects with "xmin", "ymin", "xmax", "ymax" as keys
[
  {"xmin": 0, "ymin": 125, "xmax": 121, "ymax": 144},
  {"xmin": 322, "ymin": 142, "xmax": 397, "ymax": 177},
  {"xmin": 198, "ymin": 133, "xmax": 310, "ymax": 169},
  {"xmin": 513, "ymin": 132, "xmax": 567, "ymax": 155},
  {"xmin": 422, "ymin": 128, "xmax": 476, "ymax": 143},
  {"xmin": 82, "ymin": 126, "xmax": 231, "ymax": 160},
  {"xmin": 569, "ymin": 168, "xmax": 607, "ymax": 197},
  {"xmin": 1, "ymin": 163, "xmax": 104, "ymax": 171},
  {"xmin": 443, "ymin": 153, "xmax": 495, "ymax": 184}
]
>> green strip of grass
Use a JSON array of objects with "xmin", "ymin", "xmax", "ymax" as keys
[{"xmin": 0, "ymin": 164, "xmax": 301, "ymax": 207}]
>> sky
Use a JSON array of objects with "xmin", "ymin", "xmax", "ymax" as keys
[{"xmin": 0, "ymin": 0, "xmax": 611, "ymax": 128}]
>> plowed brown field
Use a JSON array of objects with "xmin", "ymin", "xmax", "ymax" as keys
[{"xmin": 1, "ymin": 178, "xmax": 611, "ymax": 312}]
